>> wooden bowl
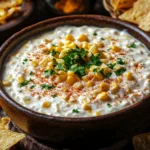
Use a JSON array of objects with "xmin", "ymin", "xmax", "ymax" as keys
[{"xmin": 0, "ymin": 15, "xmax": 150, "ymax": 144}]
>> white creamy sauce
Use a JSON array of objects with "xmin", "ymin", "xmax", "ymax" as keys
[{"xmin": 2, "ymin": 26, "xmax": 150, "ymax": 117}]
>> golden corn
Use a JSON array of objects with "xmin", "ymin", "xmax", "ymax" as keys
[
  {"xmin": 117, "ymin": 77, "xmax": 122, "ymax": 83},
  {"xmin": 99, "ymin": 92, "xmax": 110, "ymax": 101},
  {"xmin": 95, "ymin": 111, "xmax": 101, "ymax": 116},
  {"xmin": 94, "ymin": 72, "xmax": 103, "ymax": 81},
  {"xmin": 55, "ymin": 46, "xmax": 62, "ymax": 52},
  {"xmin": 66, "ymin": 75, "xmax": 76, "ymax": 85},
  {"xmin": 82, "ymin": 41, "xmax": 89, "ymax": 49},
  {"xmin": 58, "ymin": 41, "xmax": 64, "ymax": 47},
  {"xmin": 89, "ymin": 44, "xmax": 99, "ymax": 54},
  {"xmin": 67, "ymin": 71, "xmax": 75, "ymax": 76},
  {"xmin": 78, "ymin": 34, "xmax": 88, "ymax": 42},
  {"xmin": 2, "ymin": 80, "xmax": 11, "ymax": 86},
  {"xmin": 42, "ymin": 101, "xmax": 51, "ymax": 108},
  {"xmin": 45, "ymin": 62, "xmax": 53, "ymax": 70},
  {"xmin": 59, "ymin": 75, "xmax": 67, "ymax": 82},
  {"xmin": 98, "ymin": 41, "xmax": 104, "ymax": 48},
  {"xmin": 82, "ymin": 75, "xmax": 89, "ymax": 82},
  {"xmin": 65, "ymin": 34, "xmax": 74, "ymax": 41},
  {"xmin": 101, "ymin": 59, "xmax": 108, "ymax": 64},
  {"xmin": 73, "ymin": 82, "xmax": 83, "ymax": 90},
  {"xmin": 68, "ymin": 42, "xmax": 76, "ymax": 49},
  {"xmin": 86, "ymin": 80, "xmax": 94, "ymax": 87},
  {"xmin": 126, "ymin": 72, "xmax": 133, "ymax": 80},
  {"xmin": 31, "ymin": 61, "xmax": 38, "ymax": 67},
  {"xmin": 58, "ymin": 71, "xmax": 67, "ymax": 75},
  {"xmin": 99, "ymin": 82, "xmax": 109, "ymax": 91},
  {"xmin": 17, "ymin": 76, "xmax": 25, "ymax": 83},
  {"xmin": 110, "ymin": 82, "xmax": 119, "ymax": 93},
  {"xmin": 39, "ymin": 57, "xmax": 49, "ymax": 67},
  {"xmin": 83, "ymin": 103, "xmax": 92, "ymax": 110},
  {"xmin": 112, "ymin": 45, "xmax": 121, "ymax": 52}
]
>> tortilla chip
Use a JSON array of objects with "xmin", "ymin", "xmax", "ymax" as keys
[
  {"xmin": 0, "ymin": 117, "xmax": 25, "ymax": 149},
  {"xmin": 111, "ymin": 0, "xmax": 137, "ymax": 11},
  {"xmin": 133, "ymin": 133, "xmax": 150, "ymax": 150},
  {"xmin": 0, "ymin": 0, "xmax": 23, "ymax": 9},
  {"xmin": 119, "ymin": 0, "xmax": 150, "ymax": 32},
  {"xmin": 0, "ymin": 117, "xmax": 10, "ymax": 130},
  {"xmin": 0, "ymin": 129, "xmax": 25, "ymax": 150}
]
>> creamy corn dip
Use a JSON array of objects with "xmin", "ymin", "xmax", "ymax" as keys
[{"xmin": 2, "ymin": 26, "xmax": 150, "ymax": 117}]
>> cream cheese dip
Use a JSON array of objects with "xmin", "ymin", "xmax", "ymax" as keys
[{"xmin": 2, "ymin": 26, "xmax": 150, "ymax": 117}]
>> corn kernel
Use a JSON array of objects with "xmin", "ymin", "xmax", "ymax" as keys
[
  {"xmin": 126, "ymin": 72, "xmax": 133, "ymax": 80},
  {"xmin": 31, "ymin": 61, "xmax": 38, "ymax": 67},
  {"xmin": 100, "ymin": 52, "xmax": 111, "ymax": 59},
  {"xmin": 95, "ymin": 111, "xmax": 101, "ymax": 116},
  {"xmin": 2, "ymin": 80, "xmax": 11, "ymax": 86},
  {"xmin": 66, "ymin": 75, "xmax": 76, "ymax": 85},
  {"xmin": 59, "ymin": 75, "xmax": 67, "ymax": 82},
  {"xmin": 56, "ymin": 59, "xmax": 64, "ymax": 63},
  {"xmin": 82, "ymin": 41, "xmax": 89, "ymax": 49},
  {"xmin": 89, "ymin": 44, "xmax": 99, "ymax": 54},
  {"xmin": 23, "ymin": 98, "xmax": 31, "ymax": 104},
  {"xmin": 55, "ymin": 46, "xmax": 62, "ymax": 52},
  {"xmin": 17, "ymin": 76, "xmax": 24, "ymax": 83},
  {"xmin": 42, "ymin": 101, "xmax": 51, "ymax": 108},
  {"xmin": 99, "ymin": 82, "xmax": 109, "ymax": 91},
  {"xmin": 95, "ymin": 72, "xmax": 103, "ymax": 81},
  {"xmin": 110, "ymin": 82, "xmax": 119, "ymax": 93},
  {"xmin": 99, "ymin": 92, "xmax": 110, "ymax": 101},
  {"xmin": 58, "ymin": 41, "xmax": 64, "ymax": 47},
  {"xmin": 65, "ymin": 34, "xmax": 74, "ymax": 41},
  {"xmin": 68, "ymin": 42, "xmax": 76, "ymax": 49},
  {"xmin": 86, "ymin": 80, "xmax": 94, "ymax": 87},
  {"xmin": 45, "ymin": 62, "xmax": 53, "ymax": 70},
  {"xmin": 112, "ymin": 45, "xmax": 121, "ymax": 52},
  {"xmin": 59, "ymin": 52, "xmax": 66, "ymax": 58},
  {"xmin": 73, "ymin": 82, "xmax": 83, "ymax": 90},
  {"xmin": 101, "ymin": 59, "xmax": 108, "ymax": 64},
  {"xmin": 67, "ymin": 71, "xmax": 75, "ymax": 76},
  {"xmin": 78, "ymin": 34, "xmax": 88, "ymax": 42},
  {"xmin": 58, "ymin": 71, "xmax": 67, "ymax": 75},
  {"xmin": 98, "ymin": 41, "xmax": 104, "ymax": 48},
  {"xmin": 117, "ymin": 77, "xmax": 122, "ymax": 83},
  {"xmin": 82, "ymin": 75, "xmax": 89, "ymax": 82},
  {"xmin": 83, "ymin": 103, "xmax": 91, "ymax": 110},
  {"xmin": 7, "ymin": 75, "xmax": 12, "ymax": 80}
]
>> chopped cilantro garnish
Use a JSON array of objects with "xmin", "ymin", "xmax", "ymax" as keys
[
  {"xmin": 20, "ymin": 80, "xmax": 30, "ymax": 87},
  {"xmin": 51, "ymin": 49, "xmax": 57, "ymax": 56},
  {"xmin": 44, "ymin": 70, "xmax": 55, "ymax": 77},
  {"xmin": 30, "ymin": 85, "xmax": 35, "ymax": 89},
  {"xmin": 51, "ymin": 44, "xmax": 56, "ymax": 47},
  {"xmin": 89, "ymin": 54, "xmax": 102, "ymax": 66},
  {"xmin": 128, "ymin": 43, "xmax": 136, "ymax": 48},
  {"xmin": 41, "ymin": 84, "xmax": 55, "ymax": 90},
  {"xmin": 72, "ymin": 109, "xmax": 79, "ymax": 113},
  {"xmin": 53, "ymin": 58, "xmax": 58, "ymax": 66},
  {"xmin": 23, "ymin": 58, "xmax": 28, "ymax": 62},
  {"xmin": 105, "ymin": 72, "xmax": 112, "ymax": 78},
  {"xmin": 52, "ymin": 94, "xmax": 57, "ymax": 98},
  {"xmin": 100, "ymin": 68, "xmax": 112, "ymax": 78},
  {"xmin": 107, "ymin": 103, "xmax": 112, "ymax": 108},
  {"xmin": 116, "ymin": 58, "xmax": 125, "ymax": 65},
  {"xmin": 23, "ymin": 58, "xmax": 28, "ymax": 64},
  {"xmin": 107, "ymin": 63, "xmax": 116, "ymax": 69},
  {"xmin": 70, "ymin": 64, "xmax": 86, "ymax": 78},
  {"xmin": 93, "ymin": 32, "xmax": 97, "ymax": 36},
  {"xmin": 107, "ymin": 48, "xmax": 111, "ymax": 51},
  {"xmin": 29, "ymin": 71, "xmax": 34, "ymax": 75},
  {"xmin": 115, "ymin": 68, "xmax": 126, "ymax": 76},
  {"xmin": 101, "ymin": 37, "xmax": 105, "ymax": 40},
  {"xmin": 93, "ymin": 68, "xmax": 98, "ymax": 73},
  {"xmin": 55, "ymin": 63, "xmax": 64, "ymax": 70}
]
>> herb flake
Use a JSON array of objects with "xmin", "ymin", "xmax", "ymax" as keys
[
  {"xmin": 41, "ymin": 84, "xmax": 55, "ymax": 90},
  {"xmin": 72, "ymin": 109, "xmax": 79, "ymax": 113}
]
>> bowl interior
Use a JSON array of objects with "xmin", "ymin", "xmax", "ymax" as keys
[{"xmin": 0, "ymin": 15, "xmax": 150, "ymax": 121}]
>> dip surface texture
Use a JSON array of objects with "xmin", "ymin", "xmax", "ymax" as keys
[{"xmin": 2, "ymin": 26, "xmax": 150, "ymax": 117}]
